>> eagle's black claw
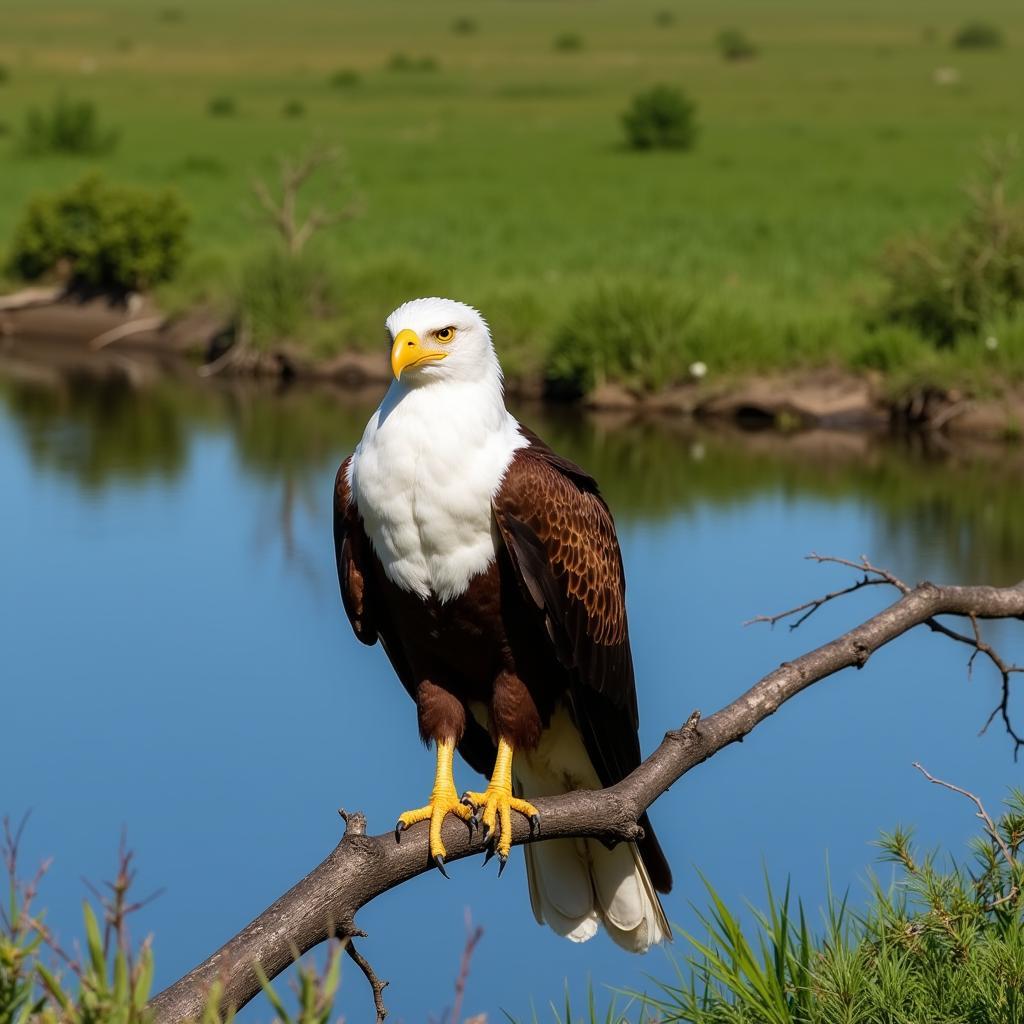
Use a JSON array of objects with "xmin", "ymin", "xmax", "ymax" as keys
[
  {"xmin": 395, "ymin": 821, "xmax": 405, "ymax": 843},
  {"xmin": 497, "ymin": 853, "xmax": 508, "ymax": 878},
  {"xmin": 482, "ymin": 846, "xmax": 496, "ymax": 867},
  {"xmin": 529, "ymin": 814, "xmax": 540, "ymax": 836},
  {"xmin": 434, "ymin": 854, "xmax": 449, "ymax": 878},
  {"xmin": 467, "ymin": 815, "xmax": 478, "ymax": 835}
]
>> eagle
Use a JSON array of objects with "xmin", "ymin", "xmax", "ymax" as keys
[{"xmin": 334, "ymin": 297, "xmax": 671, "ymax": 951}]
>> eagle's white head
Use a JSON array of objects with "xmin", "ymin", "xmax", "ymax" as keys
[{"xmin": 385, "ymin": 296, "xmax": 500, "ymax": 389}]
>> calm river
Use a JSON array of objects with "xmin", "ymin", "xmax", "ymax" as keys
[{"xmin": 3, "ymin": 350, "xmax": 1023, "ymax": 1021}]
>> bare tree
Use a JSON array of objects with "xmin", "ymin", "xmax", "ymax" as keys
[
  {"xmin": 251, "ymin": 145, "xmax": 360, "ymax": 256},
  {"xmin": 149, "ymin": 556, "xmax": 1024, "ymax": 1023}
]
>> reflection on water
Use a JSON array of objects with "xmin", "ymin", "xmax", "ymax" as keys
[{"xmin": 4, "ymin": 346, "xmax": 1023, "ymax": 585}]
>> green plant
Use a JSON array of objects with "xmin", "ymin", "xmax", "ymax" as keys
[
  {"xmin": 237, "ymin": 248, "xmax": 342, "ymax": 350},
  {"xmin": 0, "ymin": 64, "xmax": 10, "ymax": 85},
  {"xmin": 622, "ymin": 84, "xmax": 697, "ymax": 151},
  {"xmin": 716, "ymin": 27, "xmax": 758, "ymax": 60},
  {"xmin": 546, "ymin": 282, "xmax": 699, "ymax": 393},
  {"xmin": 282, "ymin": 99, "xmax": 305, "ymax": 118},
  {"xmin": 877, "ymin": 148, "xmax": 1024, "ymax": 345},
  {"xmin": 18, "ymin": 94, "xmax": 118, "ymax": 156},
  {"xmin": 328, "ymin": 68, "xmax": 360, "ymax": 89},
  {"xmin": 8, "ymin": 174, "xmax": 189, "ymax": 293},
  {"xmin": 654, "ymin": 10, "xmax": 675, "ymax": 28},
  {"xmin": 207, "ymin": 95, "xmax": 237, "ymax": 117},
  {"xmin": 553, "ymin": 32, "xmax": 584, "ymax": 52},
  {"xmin": 388, "ymin": 52, "xmax": 438, "ymax": 73},
  {"xmin": 953, "ymin": 20, "xmax": 1005, "ymax": 50},
  {"xmin": 452, "ymin": 16, "xmax": 478, "ymax": 35}
]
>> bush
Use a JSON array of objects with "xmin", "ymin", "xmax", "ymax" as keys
[
  {"xmin": 546, "ymin": 282, "xmax": 699, "ymax": 393},
  {"xmin": 716, "ymin": 27, "xmax": 758, "ymax": 60},
  {"xmin": 877, "ymin": 152, "xmax": 1024, "ymax": 345},
  {"xmin": 18, "ymin": 94, "xmax": 118, "ymax": 156},
  {"xmin": 622, "ymin": 84, "xmax": 697, "ymax": 151},
  {"xmin": 553, "ymin": 32, "xmax": 583, "ymax": 52},
  {"xmin": 8, "ymin": 174, "xmax": 189, "ymax": 294},
  {"xmin": 0, "ymin": 64, "xmax": 10, "ymax": 85},
  {"xmin": 238, "ymin": 248, "xmax": 342, "ymax": 351},
  {"xmin": 387, "ymin": 53, "xmax": 438, "ymax": 73},
  {"xmin": 451, "ymin": 16, "xmax": 477, "ymax": 35},
  {"xmin": 328, "ymin": 68, "xmax": 361, "ymax": 89},
  {"xmin": 207, "ymin": 95, "xmax": 237, "ymax": 117},
  {"xmin": 654, "ymin": 10, "xmax": 675, "ymax": 28},
  {"xmin": 953, "ymin": 20, "xmax": 1005, "ymax": 50},
  {"xmin": 282, "ymin": 98, "xmax": 305, "ymax": 118}
]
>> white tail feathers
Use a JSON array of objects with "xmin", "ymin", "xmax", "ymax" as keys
[
  {"xmin": 512, "ymin": 707, "xmax": 670, "ymax": 953},
  {"xmin": 523, "ymin": 835, "xmax": 669, "ymax": 952}
]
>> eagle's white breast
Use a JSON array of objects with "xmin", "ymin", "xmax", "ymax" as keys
[{"xmin": 349, "ymin": 380, "xmax": 528, "ymax": 602}]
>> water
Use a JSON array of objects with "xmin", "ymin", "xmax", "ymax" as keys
[{"xmin": 3, "ymin": 350, "xmax": 1023, "ymax": 1022}]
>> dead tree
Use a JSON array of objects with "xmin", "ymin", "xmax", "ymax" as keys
[
  {"xmin": 251, "ymin": 145, "xmax": 360, "ymax": 256},
  {"xmin": 149, "ymin": 555, "xmax": 1024, "ymax": 1023}
]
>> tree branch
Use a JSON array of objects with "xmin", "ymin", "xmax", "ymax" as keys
[{"xmin": 149, "ymin": 562, "xmax": 1024, "ymax": 1024}]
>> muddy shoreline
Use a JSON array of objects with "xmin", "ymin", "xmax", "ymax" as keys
[{"xmin": 2, "ymin": 292, "xmax": 1022, "ymax": 442}]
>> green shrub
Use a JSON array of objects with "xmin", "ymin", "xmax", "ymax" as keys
[
  {"xmin": 238, "ymin": 248, "xmax": 342, "ymax": 351},
  {"xmin": 328, "ymin": 68, "xmax": 361, "ymax": 89},
  {"xmin": 8, "ymin": 174, "xmax": 189, "ymax": 293},
  {"xmin": 622, "ymin": 84, "xmax": 697, "ymax": 151},
  {"xmin": 654, "ymin": 10, "xmax": 675, "ymax": 28},
  {"xmin": 387, "ymin": 53, "xmax": 438, "ymax": 73},
  {"xmin": 18, "ymin": 94, "xmax": 118, "ymax": 156},
  {"xmin": 452, "ymin": 16, "xmax": 477, "ymax": 35},
  {"xmin": 282, "ymin": 98, "xmax": 305, "ymax": 118},
  {"xmin": 953, "ymin": 20, "xmax": 1005, "ymax": 50},
  {"xmin": 207, "ymin": 95, "xmax": 237, "ymax": 117},
  {"xmin": 716, "ymin": 27, "xmax": 758, "ymax": 60},
  {"xmin": 877, "ymin": 154, "xmax": 1024, "ymax": 345},
  {"xmin": 553, "ymin": 32, "xmax": 584, "ymax": 52},
  {"xmin": 546, "ymin": 282, "xmax": 699, "ymax": 393},
  {"xmin": 0, "ymin": 64, "xmax": 10, "ymax": 85},
  {"xmin": 158, "ymin": 7, "xmax": 184, "ymax": 23}
]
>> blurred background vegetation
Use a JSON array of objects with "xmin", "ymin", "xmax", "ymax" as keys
[{"xmin": 1, "ymin": 0, "xmax": 1023, "ymax": 393}]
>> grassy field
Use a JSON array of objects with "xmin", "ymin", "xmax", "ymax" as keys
[{"xmin": 1, "ymin": 0, "xmax": 1023, "ymax": 387}]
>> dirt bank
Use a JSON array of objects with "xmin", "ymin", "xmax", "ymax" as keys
[{"xmin": 2, "ymin": 291, "xmax": 1022, "ymax": 442}]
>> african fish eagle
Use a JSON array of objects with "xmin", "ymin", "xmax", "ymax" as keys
[{"xmin": 334, "ymin": 297, "xmax": 671, "ymax": 951}]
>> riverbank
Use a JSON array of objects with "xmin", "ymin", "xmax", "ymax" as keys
[{"xmin": 3, "ymin": 298, "xmax": 1023, "ymax": 443}]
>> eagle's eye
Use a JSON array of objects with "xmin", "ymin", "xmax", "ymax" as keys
[{"xmin": 434, "ymin": 326, "xmax": 456, "ymax": 343}]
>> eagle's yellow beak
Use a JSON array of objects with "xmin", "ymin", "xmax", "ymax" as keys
[{"xmin": 391, "ymin": 329, "xmax": 447, "ymax": 380}]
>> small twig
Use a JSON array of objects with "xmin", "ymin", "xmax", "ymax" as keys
[
  {"xmin": 912, "ymin": 763, "xmax": 1016, "ymax": 870},
  {"xmin": 446, "ymin": 910, "xmax": 484, "ymax": 1024},
  {"xmin": 345, "ymin": 939, "xmax": 388, "ymax": 1023},
  {"xmin": 745, "ymin": 575, "xmax": 886, "ymax": 630}
]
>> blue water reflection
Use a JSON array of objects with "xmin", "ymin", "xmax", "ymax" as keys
[{"xmin": 2, "ymin": 366, "xmax": 1022, "ymax": 1022}]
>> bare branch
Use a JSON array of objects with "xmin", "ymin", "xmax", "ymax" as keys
[
  {"xmin": 250, "ymin": 145, "xmax": 358, "ymax": 256},
  {"xmin": 345, "ymin": 939, "xmax": 388, "ymax": 1023},
  {"xmin": 149, "ymin": 563, "xmax": 1024, "ymax": 1024},
  {"xmin": 912, "ymin": 762, "xmax": 1020, "ymax": 910}
]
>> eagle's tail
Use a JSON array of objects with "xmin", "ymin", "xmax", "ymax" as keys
[{"xmin": 522, "ymin": 835, "xmax": 670, "ymax": 952}]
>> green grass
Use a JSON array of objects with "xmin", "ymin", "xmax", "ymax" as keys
[{"xmin": 1, "ymin": 0, "xmax": 1023, "ymax": 384}]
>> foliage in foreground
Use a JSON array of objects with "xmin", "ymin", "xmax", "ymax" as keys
[
  {"xmin": 8, "ymin": 175, "xmax": 189, "ymax": 294},
  {"xmin": 543, "ymin": 787, "xmax": 1024, "ymax": 1024}
]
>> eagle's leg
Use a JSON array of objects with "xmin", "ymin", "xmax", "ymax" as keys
[
  {"xmin": 462, "ymin": 737, "xmax": 540, "ymax": 874},
  {"xmin": 395, "ymin": 737, "xmax": 474, "ymax": 875}
]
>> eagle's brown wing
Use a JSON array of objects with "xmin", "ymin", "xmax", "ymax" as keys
[
  {"xmin": 492, "ymin": 428, "xmax": 672, "ymax": 893},
  {"xmin": 333, "ymin": 457, "xmax": 496, "ymax": 777}
]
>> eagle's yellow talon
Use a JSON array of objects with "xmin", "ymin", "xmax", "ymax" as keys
[
  {"xmin": 397, "ymin": 738, "xmax": 473, "ymax": 866},
  {"xmin": 462, "ymin": 787, "xmax": 540, "ymax": 860}
]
